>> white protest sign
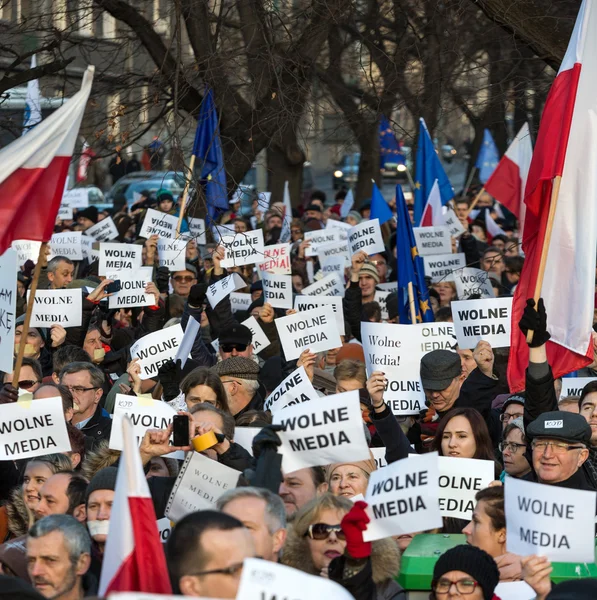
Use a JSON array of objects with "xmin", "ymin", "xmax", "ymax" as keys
[
  {"xmin": 61, "ymin": 187, "xmax": 88, "ymax": 208},
  {"xmin": 165, "ymin": 451, "xmax": 239, "ymax": 522},
  {"xmin": 139, "ymin": 208, "xmax": 179, "ymax": 239},
  {"xmin": 374, "ymin": 290, "xmax": 391, "ymax": 320},
  {"xmin": 237, "ymin": 558, "xmax": 354, "ymax": 600},
  {"xmin": 444, "ymin": 207, "xmax": 466, "ymax": 238},
  {"xmin": 262, "ymin": 273, "xmax": 293, "ymax": 309},
  {"xmin": 187, "ymin": 217, "xmax": 207, "ymax": 245},
  {"xmin": 505, "ymin": 477, "xmax": 597, "ymax": 562},
  {"xmin": 158, "ymin": 238, "xmax": 188, "ymax": 272},
  {"xmin": 211, "ymin": 223, "xmax": 236, "ymax": 242},
  {"xmin": 264, "ymin": 366, "xmax": 318, "ymax": 413},
  {"xmin": 273, "ymin": 390, "xmax": 369, "ymax": 474},
  {"xmin": 206, "ymin": 273, "xmax": 246, "ymax": 309},
  {"xmin": 107, "ymin": 267, "xmax": 154, "ymax": 309},
  {"xmin": 363, "ymin": 452, "xmax": 442, "ymax": 542},
  {"xmin": 348, "ymin": 218, "xmax": 385, "ymax": 256},
  {"xmin": 321, "ymin": 254, "xmax": 346, "ymax": 278},
  {"xmin": 376, "ymin": 282, "xmax": 395, "ymax": 291},
  {"xmin": 0, "ymin": 249, "xmax": 17, "ymax": 372},
  {"xmin": 29, "ymin": 289, "xmax": 82, "ymax": 328},
  {"xmin": 301, "ymin": 272, "xmax": 344, "ymax": 298},
  {"xmin": 257, "ymin": 243, "xmax": 291, "ymax": 275},
  {"xmin": 156, "ymin": 517, "xmax": 172, "ymax": 544},
  {"xmin": 454, "ymin": 267, "xmax": 495, "ymax": 300},
  {"xmin": 57, "ymin": 205, "xmax": 73, "ymax": 220},
  {"xmin": 371, "ymin": 447, "xmax": 388, "ymax": 470},
  {"xmin": 294, "ymin": 295, "xmax": 345, "ymax": 335},
  {"xmin": 85, "ymin": 216, "xmax": 119, "ymax": 242},
  {"xmin": 130, "ymin": 324, "xmax": 184, "ymax": 380},
  {"xmin": 452, "ymin": 297, "xmax": 513, "ymax": 349},
  {"xmin": 560, "ymin": 377, "xmax": 597, "ymax": 398},
  {"xmin": 257, "ymin": 191, "xmax": 272, "ymax": 210},
  {"xmin": 423, "ymin": 252, "xmax": 466, "ymax": 283},
  {"xmin": 80, "ymin": 235, "xmax": 95, "ymax": 261},
  {"xmin": 109, "ymin": 394, "xmax": 176, "ymax": 451},
  {"xmin": 99, "ymin": 243, "xmax": 142, "ymax": 276},
  {"xmin": 494, "ymin": 582, "xmax": 536, "ymax": 600},
  {"xmin": 49, "ymin": 231, "xmax": 83, "ymax": 261},
  {"xmin": 233, "ymin": 426, "xmax": 261, "ymax": 456},
  {"xmin": 275, "ymin": 305, "xmax": 342, "ymax": 361},
  {"xmin": 230, "ymin": 292, "xmax": 252, "ymax": 313},
  {"xmin": 437, "ymin": 457, "xmax": 494, "ymax": 519},
  {"xmin": 241, "ymin": 316, "xmax": 271, "ymax": 354},
  {"xmin": 413, "ymin": 226, "xmax": 451, "ymax": 256},
  {"xmin": 11, "ymin": 240, "xmax": 41, "ymax": 269},
  {"xmin": 220, "ymin": 230, "xmax": 265, "ymax": 268},
  {"xmin": 326, "ymin": 218, "xmax": 352, "ymax": 239},
  {"xmin": 318, "ymin": 241, "xmax": 350, "ymax": 267},
  {"xmin": 304, "ymin": 230, "xmax": 341, "ymax": 257},
  {"xmin": 0, "ymin": 397, "xmax": 70, "ymax": 460},
  {"xmin": 175, "ymin": 316, "xmax": 199, "ymax": 368},
  {"xmin": 362, "ymin": 322, "xmax": 457, "ymax": 415}
]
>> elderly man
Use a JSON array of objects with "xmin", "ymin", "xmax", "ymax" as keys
[
  {"xmin": 217, "ymin": 487, "xmax": 286, "ymax": 562},
  {"xmin": 213, "ymin": 356, "xmax": 261, "ymax": 418},
  {"xmin": 278, "ymin": 467, "xmax": 328, "ymax": 518},
  {"xmin": 171, "ymin": 263, "xmax": 198, "ymax": 298}
]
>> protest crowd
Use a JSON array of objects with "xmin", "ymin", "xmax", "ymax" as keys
[{"xmin": 2, "ymin": 3, "xmax": 597, "ymax": 599}]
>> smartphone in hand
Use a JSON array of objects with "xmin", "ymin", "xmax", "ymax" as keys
[{"xmin": 172, "ymin": 414, "xmax": 190, "ymax": 447}]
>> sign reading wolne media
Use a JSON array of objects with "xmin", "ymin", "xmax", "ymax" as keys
[
  {"xmin": 106, "ymin": 267, "xmax": 154, "ymax": 309},
  {"xmin": 423, "ymin": 253, "xmax": 465, "ymax": 283},
  {"xmin": 98, "ymin": 243, "xmax": 142, "ymax": 276},
  {"xmin": 362, "ymin": 322, "xmax": 456, "ymax": 415},
  {"xmin": 301, "ymin": 272, "xmax": 344, "ymax": 297},
  {"xmin": 262, "ymin": 272, "xmax": 293, "ymax": 309},
  {"xmin": 452, "ymin": 297, "xmax": 513, "ymax": 349},
  {"xmin": 348, "ymin": 219, "xmax": 385, "ymax": 256},
  {"xmin": 413, "ymin": 226, "xmax": 451, "ymax": 256},
  {"xmin": 139, "ymin": 208, "xmax": 178, "ymax": 239},
  {"xmin": 130, "ymin": 325, "xmax": 184, "ymax": 379},
  {"xmin": 220, "ymin": 230, "xmax": 265, "ymax": 268},
  {"xmin": 454, "ymin": 267, "xmax": 495, "ymax": 300},
  {"xmin": 264, "ymin": 366, "xmax": 318, "ymax": 413},
  {"xmin": 258, "ymin": 243, "xmax": 291, "ymax": 275},
  {"xmin": 241, "ymin": 316, "xmax": 271, "ymax": 354},
  {"xmin": 28, "ymin": 289, "xmax": 82, "ymax": 328}
]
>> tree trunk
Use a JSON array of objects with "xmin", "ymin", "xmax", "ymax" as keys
[
  {"xmin": 354, "ymin": 123, "xmax": 380, "ymax": 203},
  {"xmin": 267, "ymin": 145, "xmax": 304, "ymax": 210}
]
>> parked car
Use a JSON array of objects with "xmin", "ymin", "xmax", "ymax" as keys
[
  {"xmin": 441, "ymin": 144, "xmax": 457, "ymax": 163},
  {"xmin": 105, "ymin": 171, "xmax": 186, "ymax": 207},
  {"xmin": 332, "ymin": 153, "xmax": 360, "ymax": 189},
  {"xmin": 382, "ymin": 146, "xmax": 412, "ymax": 181}
]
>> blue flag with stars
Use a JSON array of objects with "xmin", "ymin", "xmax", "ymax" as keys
[
  {"xmin": 379, "ymin": 115, "xmax": 405, "ymax": 168},
  {"xmin": 395, "ymin": 184, "xmax": 434, "ymax": 324},
  {"xmin": 414, "ymin": 118, "xmax": 454, "ymax": 225},
  {"xmin": 475, "ymin": 129, "xmax": 500, "ymax": 183},
  {"xmin": 370, "ymin": 181, "xmax": 393, "ymax": 225}
]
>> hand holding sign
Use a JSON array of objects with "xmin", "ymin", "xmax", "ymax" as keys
[
  {"xmin": 521, "ymin": 556, "xmax": 553, "ymax": 599},
  {"xmin": 473, "ymin": 340, "xmax": 495, "ymax": 378}
]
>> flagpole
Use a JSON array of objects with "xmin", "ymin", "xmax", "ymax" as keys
[
  {"xmin": 407, "ymin": 282, "xmax": 417, "ymax": 324},
  {"xmin": 464, "ymin": 186, "xmax": 485, "ymax": 220},
  {"xmin": 463, "ymin": 166, "xmax": 476, "ymax": 196},
  {"xmin": 405, "ymin": 168, "xmax": 417, "ymax": 194},
  {"xmin": 12, "ymin": 242, "xmax": 48, "ymax": 388},
  {"xmin": 526, "ymin": 176, "xmax": 562, "ymax": 344},
  {"xmin": 176, "ymin": 154, "xmax": 196, "ymax": 235}
]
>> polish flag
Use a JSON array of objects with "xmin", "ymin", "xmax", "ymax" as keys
[
  {"xmin": 0, "ymin": 66, "xmax": 94, "ymax": 255},
  {"xmin": 420, "ymin": 180, "xmax": 444, "ymax": 226},
  {"xmin": 485, "ymin": 211, "xmax": 504, "ymax": 243},
  {"xmin": 98, "ymin": 416, "xmax": 172, "ymax": 595},
  {"xmin": 484, "ymin": 123, "xmax": 533, "ymax": 221},
  {"xmin": 76, "ymin": 140, "xmax": 96, "ymax": 183},
  {"xmin": 508, "ymin": 0, "xmax": 597, "ymax": 391}
]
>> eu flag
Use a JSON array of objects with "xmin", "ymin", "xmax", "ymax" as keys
[
  {"xmin": 370, "ymin": 181, "xmax": 393, "ymax": 225},
  {"xmin": 192, "ymin": 87, "xmax": 228, "ymax": 222},
  {"xmin": 395, "ymin": 184, "xmax": 434, "ymax": 324},
  {"xmin": 414, "ymin": 118, "xmax": 454, "ymax": 225},
  {"xmin": 475, "ymin": 129, "xmax": 500, "ymax": 183},
  {"xmin": 379, "ymin": 115, "xmax": 405, "ymax": 168}
]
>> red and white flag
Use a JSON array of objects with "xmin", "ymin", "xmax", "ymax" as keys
[
  {"xmin": 484, "ymin": 123, "xmax": 533, "ymax": 221},
  {"xmin": 420, "ymin": 180, "xmax": 443, "ymax": 226},
  {"xmin": 98, "ymin": 416, "xmax": 172, "ymax": 595},
  {"xmin": 508, "ymin": 0, "xmax": 597, "ymax": 391},
  {"xmin": 76, "ymin": 140, "xmax": 96, "ymax": 183},
  {"xmin": 485, "ymin": 211, "xmax": 504, "ymax": 243},
  {"xmin": 0, "ymin": 66, "xmax": 94, "ymax": 255}
]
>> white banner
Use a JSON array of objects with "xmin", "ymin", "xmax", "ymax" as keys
[
  {"xmin": 264, "ymin": 366, "xmax": 318, "ymax": 413},
  {"xmin": 423, "ymin": 253, "xmax": 466, "ymax": 283},
  {"xmin": 363, "ymin": 452, "xmax": 442, "ymax": 542},
  {"xmin": 273, "ymin": 390, "xmax": 369, "ymax": 473},
  {"xmin": 61, "ymin": 188, "xmax": 88, "ymax": 208},
  {"xmin": 130, "ymin": 324, "xmax": 184, "ymax": 380},
  {"xmin": 275, "ymin": 305, "xmax": 341, "ymax": 361},
  {"xmin": 99, "ymin": 243, "xmax": 142, "ymax": 276},
  {"xmin": 444, "ymin": 207, "xmax": 466, "ymax": 238},
  {"xmin": 139, "ymin": 208, "xmax": 178, "ymax": 239},
  {"xmin": 301, "ymin": 272, "xmax": 344, "ymax": 298},
  {"xmin": 505, "ymin": 477, "xmax": 596, "ymax": 563},
  {"xmin": 452, "ymin": 298, "xmax": 513, "ymax": 349},
  {"xmin": 206, "ymin": 273, "xmax": 246, "ymax": 309},
  {"xmin": 187, "ymin": 217, "xmax": 207, "ymax": 245},
  {"xmin": 454, "ymin": 267, "xmax": 495, "ymax": 300},
  {"xmin": 230, "ymin": 292, "xmax": 252, "ymax": 313},
  {"xmin": 560, "ymin": 377, "xmax": 597, "ymax": 398},
  {"xmin": 321, "ymin": 254, "xmax": 346, "ymax": 277},
  {"xmin": 294, "ymin": 295, "xmax": 345, "ymax": 335},
  {"xmin": 257, "ymin": 243, "xmax": 291, "ymax": 275},
  {"xmin": 165, "ymin": 451, "xmax": 239, "ymax": 523},
  {"xmin": 0, "ymin": 397, "xmax": 70, "ymax": 460},
  {"xmin": 29, "ymin": 289, "xmax": 82, "ymax": 328},
  {"xmin": 0, "ymin": 249, "xmax": 17, "ymax": 372},
  {"xmin": 362, "ymin": 322, "xmax": 457, "ymax": 415},
  {"xmin": 107, "ymin": 267, "xmax": 154, "ymax": 309},
  {"xmin": 304, "ymin": 230, "xmax": 342, "ymax": 257},
  {"xmin": 262, "ymin": 273, "xmax": 293, "ymax": 309},
  {"xmin": 220, "ymin": 230, "xmax": 265, "ymax": 268},
  {"xmin": 11, "ymin": 240, "xmax": 42, "ymax": 269},
  {"xmin": 158, "ymin": 238, "xmax": 188, "ymax": 272},
  {"xmin": 413, "ymin": 226, "xmax": 451, "ymax": 256},
  {"xmin": 326, "ymin": 219, "xmax": 352, "ymax": 237},
  {"xmin": 50, "ymin": 231, "xmax": 82, "ymax": 261},
  {"xmin": 241, "ymin": 316, "xmax": 271, "ymax": 354},
  {"xmin": 348, "ymin": 219, "xmax": 385, "ymax": 256},
  {"xmin": 85, "ymin": 216, "xmax": 119, "ymax": 242}
]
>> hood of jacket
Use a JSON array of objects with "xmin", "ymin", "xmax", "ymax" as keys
[
  {"xmin": 6, "ymin": 487, "xmax": 31, "ymax": 539},
  {"xmin": 80, "ymin": 439, "xmax": 120, "ymax": 482}
]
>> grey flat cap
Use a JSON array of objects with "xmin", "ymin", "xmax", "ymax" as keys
[
  {"xmin": 527, "ymin": 410, "xmax": 591, "ymax": 446},
  {"xmin": 420, "ymin": 349, "xmax": 461, "ymax": 391}
]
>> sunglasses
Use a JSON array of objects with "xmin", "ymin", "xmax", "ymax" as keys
[
  {"xmin": 18, "ymin": 380, "xmax": 40, "ymax": 390},
  {"xmin": 173, "ymin": 276, "xmax": 195, "ymax": 283},
  {"xmin": 305, "ymin": 523, "xmax": 345, "ymax": 541},
  {"xmin": 221, "ymin": 343, "xmax": 248, "ymax": 353}
]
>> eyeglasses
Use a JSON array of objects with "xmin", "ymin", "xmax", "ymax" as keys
[
  {"xmin": 65, "ymin": 386, "xmax": 98, "ymax": 395},
  {"xmin": 499, "ymin": 441, "xmax": 527, "ymax": 454},
  {"xmin": 500, "ymin": 412, "xmax": 524, "ymax": 422},
  {"xmin": 18, "ymin": 380, "xmax": 40, "ymax": 390},
  {"xmin": 305, "ymin": 523, "xmax": 346, "ymax": 541},
  {"xmin": 291, "ymin": 229, "xmax": 302, "ymax": 234},
  {"xmin": 221, "ymin": 344, "xmax": 248, "ymax": 353},
  {"xmin": 189, "ymin": 562, "xmax": 244, "ymax": 578},
  {"xmin": 432, "ymin": 578, "xmax": 479, "ymax": 594},
  {"xmin": 531, "ymin": 440, "xmax": 585, "ymax": 454},
  {"xmin": 173, "ymin": 275, "xmax": 195, "ymax": 283}
]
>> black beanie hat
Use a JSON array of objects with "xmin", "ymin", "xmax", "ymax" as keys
[
  {"xmin": 0, "ymin": 575, "xmax": 45, "ymax": 599},
  {"xmin": 86, "ymin": 466, "xmax": 118, "ymax": 503},
  {"xmin": 432, "ymin": 545, "xmax": 499, "ymax": 600},
  {"xmin": 76, "ymin": 205, "xmax": 98, "ymax": 224},
  {"xmin": 547, "ymin": 579, "xmax": 597, "ymax": 599}
]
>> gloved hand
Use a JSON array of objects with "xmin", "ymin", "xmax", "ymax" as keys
[
  {"xmin": 341, "ymin": 501, "xmax": 372, "ymax": 559},
  {"xmin": 0, "ymin": 383, "xmax": 18, "ymax": 405},
  {"xmin": 518, "ymin": 298, "xmax": 551, "ymax": 348},
  {"xmin": 188, "ymin": 283, "xmax": 208, "ymax": 308},
  {"xmin": 252, "ymin": 424, "xmax": 283, "ymax": 460},
  {"xmin": 155, "ymin": 267, "xmax": 170, "ymax": 295},
  {"xmin": 157, "ymin": 359, "xmax": 182, "ymax": 401}
]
